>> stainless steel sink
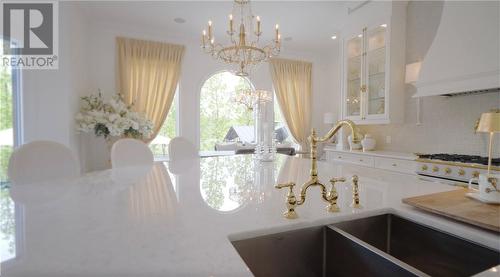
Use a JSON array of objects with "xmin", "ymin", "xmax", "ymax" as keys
[
  {"xmin": 231, "ymin": 214, "xmax": 500, "ymax": 277},
  {"xmin": 332, "ymin": 214, "xmax": 500, "ymax": 277}
]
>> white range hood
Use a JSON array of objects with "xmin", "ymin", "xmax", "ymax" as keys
[{"xmin": 414, "ymin": 1, "xmax": 500, "ymax": 97}]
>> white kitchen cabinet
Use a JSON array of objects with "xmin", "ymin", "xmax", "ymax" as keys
[
  {"xmin": 341, "ymin": 2, "xmax": 407, "ymax": 125},
  {"xmin": 324, "ymin": 147, "xmax": 417, "ymax": 175},
  {"xmin": 374, "ymin": 157, "xmax": 416, "ymax": 175},
  {"xmin": 328, "ymin": 151, "xmax": 375, "ymax": 167}
]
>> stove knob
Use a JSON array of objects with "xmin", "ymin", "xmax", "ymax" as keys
[
  {"xmin": 444, "ymin": 167, "xmax": 452, "ymax": 174},
  {"xmin": 432, "ymin": 166, "xmax": 439, "ymax": 172},
  {"xmin": 458, "ymin": 169, "xmax": 465, "ymax": 176},
  {"xmin": 472, "ymin": 171, "xmax": 480, "ymax": 178},
  {"xmin": 420, "ymin": 165, "xmax": 428, "ymax": 171}
]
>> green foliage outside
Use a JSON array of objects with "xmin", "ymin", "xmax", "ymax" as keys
[
  {"xmin": 0, "ymin": 66, "xmax": 13, "ymax": 184},
  {"xmin": 0, "ymin": 188, "xmax": 15, "ymax": 256},
  {"xmin": 199, "ymin": 72, "xmax": 253, "ymax": 151},
  {"xmin": 0, "ymin": 58, "xmax": 16, "ymax": 259},
  {"xmin": 150, "ymin": 99, "xmax": 176, "ymax": 156}
]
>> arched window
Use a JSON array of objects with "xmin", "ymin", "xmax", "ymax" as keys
[{"xmin": 199, "ymin": 71, "xmax": 254, "ymax": 151}]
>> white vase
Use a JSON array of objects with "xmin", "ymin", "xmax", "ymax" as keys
[
  {"xmin": 361, "ymin": 134, "xmax": 376, "ymax": 151},
  {"xmin": 348, "ymin": 135, "xmax": 362, "ymax": 151}
]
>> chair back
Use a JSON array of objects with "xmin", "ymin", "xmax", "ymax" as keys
[
  {"xmin": 168, "ymin": 137, "xmax": 197, "ymax": 161},
  {"xmin": 8, "ymin": 140, "xmax": 79, "ymax": 185},
  {"xmin": 111, "ymin": 138, "xmax": 154, "ymax": 168}
]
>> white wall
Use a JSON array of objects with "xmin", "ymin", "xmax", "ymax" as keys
[
  {"xmin": 81, "ymin": 18, "xmax": 337, "ymax": 171},
  {"xmin": 21, "ymin": 3, "xmax": 89, "ymax": 172}
]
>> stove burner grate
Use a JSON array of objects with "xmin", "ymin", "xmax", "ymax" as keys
[{"xmin": 417, "ymin": 153, "xmax": 500, "ymax": 166}]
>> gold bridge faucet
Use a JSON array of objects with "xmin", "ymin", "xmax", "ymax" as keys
[{"xmin": 275, "ymin": 120, "xmax": 362, "ymax": 219}]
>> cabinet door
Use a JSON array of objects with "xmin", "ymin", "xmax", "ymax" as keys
[
  {"xmin": 365, "ymin": 25, "xmax": 387, "ymax": 118},
  {"xmin": 345, "ymin": 35, "xmax": 363, "ymax": 118}
]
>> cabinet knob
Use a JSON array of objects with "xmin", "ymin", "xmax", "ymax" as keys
[
  {"xmin": 444, "ymin": 167, "xmax": 452, "ymax": 174},
  {"xmin": 359, "ymin": 159, "xmax": 364, "ymax": 162},
  {"xmin": 458, "ymin": 169, "xmax": 465, "ymax": 176},
  {"xmin": 392, "ymin": 163, "xmax": 397, "ymax": 167},
  {"xmin": 432, "ymin": 166, "xmax": 439, "ymax": 172},
  {"xmin": 338, "ymin": 156, "xmax": 342, "ymax": 159},
  {"xmin": 421, "ymin": 165, "xmax": 428, "ymax": 171},
  {"xmin": 360, "ymin": 85, "xmax": 367, "ymax": 93},
  {"xmin": 472, "ymin": 171, "xmax": 480, "ymax": 178}
]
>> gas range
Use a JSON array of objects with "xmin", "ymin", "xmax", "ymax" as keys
[{"xmin": 416, "ymin": 154, "xmax": 500, "ymax": 184}]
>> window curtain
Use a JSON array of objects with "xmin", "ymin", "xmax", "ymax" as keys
[
  {"xmin": 269, "ymin": 58, "xmax": 312, "ymax": 151},
  {"xmin": 116, "ymin": 37, "xmax": 185, "ymax": 143}
]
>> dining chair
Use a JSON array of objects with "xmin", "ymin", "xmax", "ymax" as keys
[
  {"xmin": 111, "ymin": 138, "xmax": 154, "ymax": 168},
  {"xmin": 8, "ymin": 140, "xmax": 80, "ymax": 185},
  {"xmin": 168, "ymin": 137, "xmax": 197, "ymax": 161}
]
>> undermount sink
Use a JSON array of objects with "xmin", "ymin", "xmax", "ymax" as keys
[{"xmin": 231, "ymin": 214, "xmax": 500, "ymax": 277}]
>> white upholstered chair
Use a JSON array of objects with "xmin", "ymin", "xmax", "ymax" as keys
[
  {"xmin": 168, "ymin": 137, "xmax": 197, "ymax": 161},
  {"xmin": 8, "ymin": 140, "xmax": 80, "ymax": 185},
  {"xmin": 111, "ymin": 138, "xmax": 154, "ymax": 168},
  {"xmin": 167, "ymin": 137, "xmax": 197, "ymax": 175}
]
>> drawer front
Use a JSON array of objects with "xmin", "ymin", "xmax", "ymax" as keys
[
  {"xmin": 333, "ymin": 153, "xmax": 375, "ymax": 167},
  {"xmin": 375, "ymin": 157, "xmax": 416, "ymax": 174}
]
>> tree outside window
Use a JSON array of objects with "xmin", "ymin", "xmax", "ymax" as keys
[
  {"xmin": 149, "ymin": 93, "xmax": 177, "ymax": 157},
  {"xmin": 199, "ymin": 71, "xmax": 254, "ymax": 151},
  {"xmin": 0, "ymin": 41, "xmax": 17, "ymax": 262}
]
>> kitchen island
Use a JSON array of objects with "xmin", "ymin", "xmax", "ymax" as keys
[{"xmin": 2, "ymin": 155, "xmax": 499, "ymax": 276}]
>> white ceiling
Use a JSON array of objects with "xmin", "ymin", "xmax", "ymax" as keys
[{"xmin": 80, "ymin": 1, "xmax": 353, "ymax": 54}]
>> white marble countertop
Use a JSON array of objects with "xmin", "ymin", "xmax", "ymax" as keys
[
  {"xmin": 1, "ymin": 155, "xmax": 498, "ymax": 276},
  {"xmin": 324, "ymin": 147, "xmax": 417, "ymax": 160}
]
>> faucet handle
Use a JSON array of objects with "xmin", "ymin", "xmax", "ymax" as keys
[
  {"xmin": 275, "ymin": 182, "xmax": 298, "ymax": 219},
  {"xmin": 330, "ymin": 177, "xmax": 346, "ymax": 184},
  {"xmin": 275, "ymin": 182, "xmax": 296, "ymax": 191},
  {"xmin": 326, "ymin": 177, "xmax": 345, "ymax": 213},
  {"xmin": 350, "ymin": 175, "xmax": 362, "ymax": 209}
]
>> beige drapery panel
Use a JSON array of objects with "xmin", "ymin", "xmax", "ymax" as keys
[
  {"xmin": 117, "ymin": 37, "xmax": 185, "ymax": 143},
  {"xmin": 269, "ymin": 58, "xmax": 312, "ymax": 151}
]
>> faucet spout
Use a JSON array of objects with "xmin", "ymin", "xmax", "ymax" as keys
[
  {"xmin": 309, "ymin": 119, "xmax": 361, "ymax": 180},
  {"xmin": 275, "ymin": 119, "xmax": 362, "ymax": 219}
]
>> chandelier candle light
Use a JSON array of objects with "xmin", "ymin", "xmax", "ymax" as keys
[{"xmin": 201, "ymin": 0, "xmax": 281, "ymax": 76}]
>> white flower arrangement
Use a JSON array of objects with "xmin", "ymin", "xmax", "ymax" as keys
[{"xmin": 76, "ymin": 92, "xmax": 154, "ymax": 140}]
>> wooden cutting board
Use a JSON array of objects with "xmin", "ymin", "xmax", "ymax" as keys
[{"xmin": 402, "ymin": 189, "xmax": 500, "ymax": 232}]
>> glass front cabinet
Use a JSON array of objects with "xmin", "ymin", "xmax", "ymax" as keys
[{"xmin": 341, "ymin": 3, "xmax": 406, "ymax": 125}]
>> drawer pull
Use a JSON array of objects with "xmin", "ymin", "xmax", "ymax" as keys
[
  {"xmin": 392, "ymin": 163, "xmax": 397, "ymax": 167},
  {"xmin": 338, "ymin": 156, "xmax": 342, "ymax": 159},
  {"xmin": 359, "ymin": 159, "xmax": 364, "ymax": 162}
]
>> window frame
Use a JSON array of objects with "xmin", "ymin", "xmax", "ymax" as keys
[
  {"xmin": 11, "ymin": 66, "xmax": 23, "ymax": 147},
  {"xmin": 0, "ymin": 38, "xmax": 24, "ymax": 267}
]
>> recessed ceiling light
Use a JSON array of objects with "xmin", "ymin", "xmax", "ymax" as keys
[
  {"xmin": 331, "ymin": 35, "xmax": 337, "ymax": 40},
  {"xmin": 284, "ymin": 36, "xmax": 293, "ymax": 42},
  {"xmin": 174, "ymin": 17, "xmax": 186, "ymax": 24},
  {"xmin": 380, "ymin": 24, "xmax": 387, "ymax": 28}
]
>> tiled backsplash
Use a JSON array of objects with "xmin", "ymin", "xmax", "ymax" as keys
[{"xmin": 360, "ymin": 89, "xmax": 500, "ymax": 157}]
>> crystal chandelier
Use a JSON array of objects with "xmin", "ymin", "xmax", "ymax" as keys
[
  {"xmin": 201, "ymin": 0, "xmax": 281, "ymax": 76},
  {"xmin": 233, "ymin": 89, "xmax": 272, "ymax": 111}
]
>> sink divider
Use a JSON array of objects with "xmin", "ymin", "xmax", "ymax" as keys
[{"xmin": 326, "ymin": 225, "xmax": 430, "ymax": 277}]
